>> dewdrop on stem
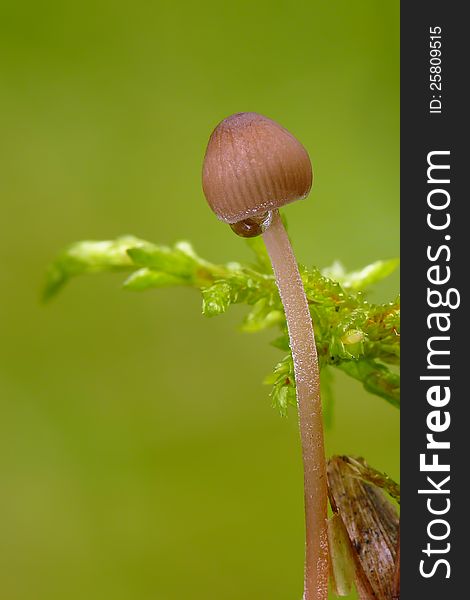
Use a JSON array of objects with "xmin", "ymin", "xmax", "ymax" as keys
[{"xmin": 202, "ymin": 112, "xmax": 328, "ymax": 600}]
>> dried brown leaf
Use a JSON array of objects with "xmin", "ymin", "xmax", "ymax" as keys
[{"xmin": 327, "ymin": 456, "xmax": 400, "ymax": 600}]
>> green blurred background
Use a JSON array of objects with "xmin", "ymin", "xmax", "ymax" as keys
[{"xmin": 0, "ymin": 2, "xmax": 399, "ymax": 598}]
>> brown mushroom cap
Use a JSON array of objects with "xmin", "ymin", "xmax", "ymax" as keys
[{"xmin": 202, "ymin": 112, "xmax": 313, "ymax": 224}]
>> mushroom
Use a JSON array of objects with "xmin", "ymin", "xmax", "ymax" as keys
[{"xmin": 202, "ymin": 112, "xmax": 328, "ymax": 600}]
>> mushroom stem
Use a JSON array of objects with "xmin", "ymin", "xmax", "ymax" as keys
[{"xmin": 262, "ymin": 210, "xmax": 328, "ymax": 600}]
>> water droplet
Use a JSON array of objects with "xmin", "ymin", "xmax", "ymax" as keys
[{"xmin": 230, "ymin": 211, "xmax": 273, "ymax": 238}]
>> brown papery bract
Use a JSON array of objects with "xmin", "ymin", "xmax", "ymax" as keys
[{"xmin": 327, "ymin": 456, "xmax": 400, "ymax": 600}]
